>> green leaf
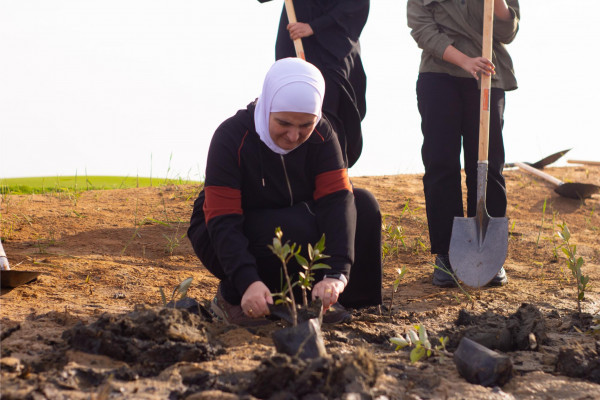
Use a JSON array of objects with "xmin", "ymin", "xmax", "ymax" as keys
[
  {"xmin": 315, "ymin": 233, "xmax": 326, "ymax": 252},
  {"xmin": 410, "ymin": 345, "xmax": 426, "ymax": 363},
  {"xmin": 408, "ymin": 329, "xmax": 419, "ymax": 345},
  {"xmin": 295, "ymin": 254, "xmax": 309, "ymax": 268},
  {"xmin": 389, "ymin": 337, "xmax": 409, "ymax": 350},
  {"xmin": 311, "ymin": 263, "xmax": 331, "ymax": 271}
]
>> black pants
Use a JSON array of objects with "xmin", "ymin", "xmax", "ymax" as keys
[
  {"xmin": 416, "ymin": 73, "xmax": 507, "ymax": 255},
  {"xmin": 188, "ymin": 188, "xmax": 382, "ymax": 308}
]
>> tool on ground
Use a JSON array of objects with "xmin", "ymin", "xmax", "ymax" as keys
[
  {"xmin": 514, "ymin": 161, "xmax": 600, "ymax": 199},
  {"xmin": 284, "ymin": 0, "xmax": 305, "ymax": 60},
  {"xmin": 567, "ymin": 159, "xmax": 600, "ymax": 166},
  {"xmin": 505, "ymin": 148, "xmax": 571, "ymax": 169},
  {"xmin": 449, "ymin": 0, "xmax": 509, "ymax": 288},
  {"xmin": 1, "ymin": 270, "xmax": 41, "ymax": 288}
]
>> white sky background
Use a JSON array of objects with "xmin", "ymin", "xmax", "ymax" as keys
[{"xmin": 1, "ymin": 0, "xmax": 599, "ymax": 179}]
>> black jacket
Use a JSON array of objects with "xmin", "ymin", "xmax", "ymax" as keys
[
  {"xmin": 189, "ymin": 102, "xmax": 356, "ymax": 296},
  {"xmin": 258, "ymin": 0, "xmax": 370, "ymax": 168}
]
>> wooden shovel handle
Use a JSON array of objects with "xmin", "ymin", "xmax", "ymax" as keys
[
  {"xmin": 567, "ymin": 159, "xmax": 600, "ymax": 166},
  {"xmin": 284, "ymin": 0, "xmax": 306, "ymax": 60},
  {"xmin": 478, "ymin": 0, "xmax": 494, "ymax": 162},
  {"xmin": 514, "ymin": 162, "xmax": 563, "ymax": 187}
]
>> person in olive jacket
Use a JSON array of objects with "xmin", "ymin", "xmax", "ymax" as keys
[
  {"xmin": 188, "ymin": 58, "xmax": 382, "ymax": 326},
  {"xmin": 407, "ymin": 0, "xmax": 520, "ymax": 287}
]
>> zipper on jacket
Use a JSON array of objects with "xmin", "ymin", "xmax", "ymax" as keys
[{"xmin": 280, "ymin": 155, "xmax": 294, "ymax": 206}]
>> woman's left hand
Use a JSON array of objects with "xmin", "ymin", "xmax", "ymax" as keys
[{"xmin": 312, "ymin": 278, "xmax": 345, "ymax": 311}]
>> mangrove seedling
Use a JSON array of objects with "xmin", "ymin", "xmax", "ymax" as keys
[
  {"xmin": 389, "ymin": 266, "xmax": 407, "ymax": 317},
  {"xmin": 269, "ymin": 227, "xmax": 301, "ymax": 326},
  {"xmin": 557, "ymin": 222, "xmax": 589, "ymax": 314},
  {"xmin": 390, "ymin": 324, "xmax": 449, "ymax": 363}
]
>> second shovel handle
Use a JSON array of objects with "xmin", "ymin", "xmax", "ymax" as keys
[
  {"xmin": 284, "ymin": 0, "xmax": 306, "ymax": 60},
  {"xmin": 514, "ymin": 162, "xmax": 563, "ymax": 187},
  {"xmin": 567, "ymin": 159, "xmax": 600, "ymax": 166}
]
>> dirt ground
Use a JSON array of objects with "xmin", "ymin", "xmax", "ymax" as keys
[{"xmin": 1, "ymin": 165, "xmax": 600, "ymax": 399}]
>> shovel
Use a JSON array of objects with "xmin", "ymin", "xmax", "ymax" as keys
[
  {"xmin": 505, "ymin": 148, "xmax": 571, "ymax": 169},
  {"xmin": 449, "ymin": 0, "xmax": 509, "ymax": 288},
  {"xmin": 1, "ymin": 270, "xmax": 41, "ymax": 288},
  {"xmin": 284, "ymin": 0, "xmax": 306, "ymax": 60},
  {"xmin": 514, "ymin": 161, "xmax": 600, "ymax": 199}
]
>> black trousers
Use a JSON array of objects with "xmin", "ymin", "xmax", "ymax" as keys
[
  {"xmin": 416, "ymin": 72, "xmax": 507, "ymax": 255},
  {"xmin": 188, "ymin": 188, "xmax": 382, "ymax": 308}
]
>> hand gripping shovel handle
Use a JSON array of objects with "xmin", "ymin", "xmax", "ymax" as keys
[{"xmin": 284, "ymin": 0, "xmax": 306, "ymax": 60}]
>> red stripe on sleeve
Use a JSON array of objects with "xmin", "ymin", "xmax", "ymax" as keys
[
  {"xmin": 313, "ymin": 169, "xmax": 353, "ymax": 200},
  {"xmin": 203, "ymin": 186, "xmax": 242, "ymax": 222}
]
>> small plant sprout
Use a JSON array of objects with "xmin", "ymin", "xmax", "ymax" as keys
[
  {"xmin": 389, "ymin": 266, "xmax": 407, "ymax": 317},
  {"xmin": 269, "ymin": 227, "xmax": 301, "ymax": 326},
  {"xmin": 389, "ymin": 325, "xmax": 449, "ymax": 363},
  {"xmin": 557, "ymin": 222, "xmax": 589, "ymax": 314},
  {"xmin": 159, "ymin": 277, "xmax": 193, "ymax": 308},
  {"xmin": 294, "ymin": 233, "xmax": 331, "ymax": 307},
  {"xmin": 536, "ymin": 197, "xmax": 547, "ymax": 247}
]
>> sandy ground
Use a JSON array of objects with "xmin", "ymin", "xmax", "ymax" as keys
[{"xmin": 1, "ymin": 165, "xmax": 600, "ymax": 399}]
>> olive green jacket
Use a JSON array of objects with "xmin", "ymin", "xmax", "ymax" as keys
[{"xmin": 407, "ymin": 0, "xmax": 520, "ymax": 90}]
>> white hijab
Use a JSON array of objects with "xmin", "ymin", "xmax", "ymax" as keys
[{"xmin": 254, "ymin": 58, "xmax": 326, "ymax": 155}]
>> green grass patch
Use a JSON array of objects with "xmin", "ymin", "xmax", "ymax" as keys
[{"xmin": 1, "ymin": 176, "xmax": 202, "ymax": 194}]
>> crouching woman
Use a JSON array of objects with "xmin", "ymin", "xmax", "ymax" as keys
[{"xmin": 188, "ymin": 58, "xmax": 382, "ymax": 326}]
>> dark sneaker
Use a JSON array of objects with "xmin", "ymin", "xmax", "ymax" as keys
[
  {"xmin": 486, "ymin": 267, "xmax": 508, "ymax": 287},
  {"xmin": 432, "ymin": 255, "xmax": 458, "ymax": 288},
  {"xmin": 210, "ymin": 288, "xmax": 270, "ymax": 327},
  {"xmin": 322, "ymin": 302, "xmax": 352, "ymax": 324}
]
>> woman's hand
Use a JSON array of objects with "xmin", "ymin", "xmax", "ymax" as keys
[
  {"xmin": 241, "ymin": 281, "xmax": 273, "ymax": 318},
  {"xmin": 442, "ymin": 45, "xmax": 495, "ymax": 80},
  {"xmin": 461, "ymin": 56, "xmax": 496, "ymax": 80},
  {"xmin": 287, "ymin": 22, "xmax": 314, "ymax": 40},
  {"xmin": 312, "ymin": 278, "xmax": 345, "ymax": 311}
]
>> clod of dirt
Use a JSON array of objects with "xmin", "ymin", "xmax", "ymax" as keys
[
  {"xmin": 451, "ymin": 303, "xmax": 548, "ymax": 352},
  {"xmin": 247, "ymin": 347, "xmax": 379, "ymax": 399},
  {"xmin": 556, "ymin": 344, "xmax": 600, "ymax": 383},
  {"xmin": 62, "ymin": 304, "xmax": 220, "ymax": 377}
]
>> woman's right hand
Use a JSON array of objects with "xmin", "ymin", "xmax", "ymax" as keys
[{"xmin": 241, "ymin": 281, "xmax": 273, "ymax": 318}]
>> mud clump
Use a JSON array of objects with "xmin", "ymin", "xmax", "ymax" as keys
[
  {"xmin": 451, "ymin": 303, "xmax": 548, "ymax": 352},
  {"xmin": 248, "ymin": 347, "xmax": 379, "ymax": 399},
  {"xmin": 62, "ymin": 305, "xmax": 220, "ymax": 377},
  {"xmin": 556, "ymin": 344, "xmax": 600, "ymax": 383}
]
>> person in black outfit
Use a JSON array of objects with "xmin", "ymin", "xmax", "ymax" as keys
[
  {"xmin": 258, "ymin": 0, "xmax": 370, "ymax": 168},
  {"xmin": 188, "ymin": 58, "xmax": 382, "ymax": 326}
]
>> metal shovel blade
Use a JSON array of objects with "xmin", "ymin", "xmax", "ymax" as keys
[
  {"xmin": 449, "ymin": 163, "xmax": 508, "ymax": 288},
  {"xmin": 450, "ymin": 215, "xmax": 508, "ymax": 287},
  {"xmin": 554, "ymin": 183, "xmax": 600, "ymax": 199},
  {"xmin": 1, "ymin": 270, "xmax": 41, "ymax": 288},
  {"xmin": 529, "ymin": 148, "xmax": 571, "ymax": 169}
]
